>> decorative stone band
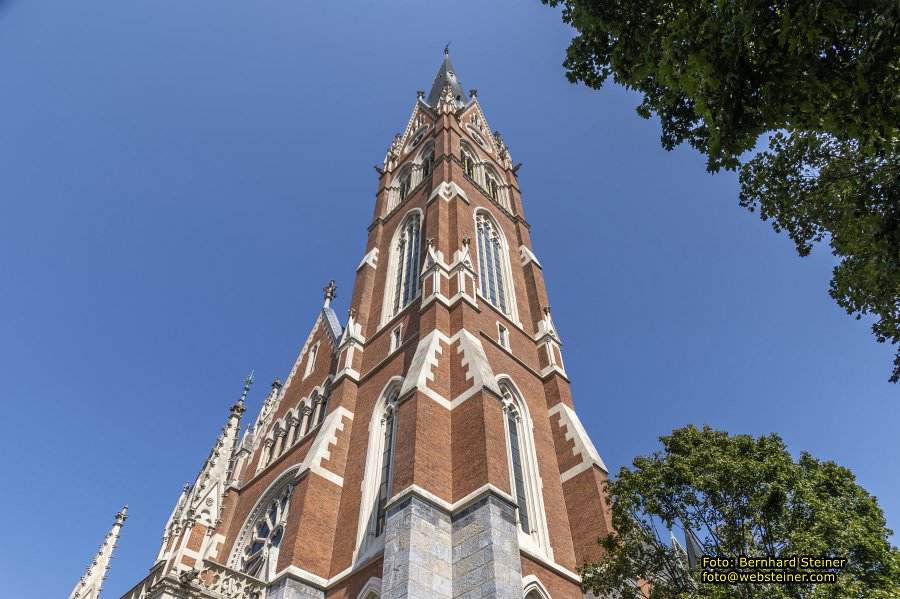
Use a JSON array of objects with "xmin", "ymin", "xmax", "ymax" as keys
[
  {"xmin": 120, "ymin": 560, "xmax": 266, "ymax": 599},
  {"xmin": 355, "ymin": 247, "xmax": 379, "ymax": 271}
]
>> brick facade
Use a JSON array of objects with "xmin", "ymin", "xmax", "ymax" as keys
[{"xmin": 120, "ymin": 52, "xmax": 613, "ymax": 599}]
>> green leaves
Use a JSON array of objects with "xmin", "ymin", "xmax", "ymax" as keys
[
  {"xmin": 580, "ymin": 426, "xmax": 900, "ymax": 598},
  {"xmin": 544, "ymin": 0, "xmax": 900, "ymax": 380}
]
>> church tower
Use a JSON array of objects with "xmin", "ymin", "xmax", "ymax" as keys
[{"xmin": 119, "ymin": 50, "xmax": 612, "ymax": 599}]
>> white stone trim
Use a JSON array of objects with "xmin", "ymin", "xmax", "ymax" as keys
[
  {"xmin": 519, "ymin": 549, "xmax": 582, "ymax": 584},
  {"xmin": 355, "ymin": 576, "xmax": 382, "ymax": 599},
  {"xmin": 307, "ymin": 406, "xmax": 353, "ymax": 486},
  {"xmin": 385, "ymin": 483, "xmax": 516, "ymax": 515},
  {"xmin": 357, "ymin": 247, "xmax": 379, "ymax": 271},
  {"xmin": 549, "ymin": 402, "xmax": 608, "ymax": 478},
  {"xmin": 398, "ymin": 329, "xmax": 502, "ymax": 411},
  {"xmin": 519, "ymin": 245, "xmax": 542, "ymax": 269},
  {"xmin": 268, "ymin": 564, "xmax": 328, "ymax": 590},
  {"xmin": 352, "ymin": 378, "xmax": 403, "ymax": 564},
  {"xmin": 427, "ymin": 180, "xmax": 470, "ymax": 204},
  {"xmin": 522, "ymin": 574, "xmax": 553, "ymax": 598},
  {"xmin": 497, "ymin": 377, "xmax": 554, "ymax": 562}
]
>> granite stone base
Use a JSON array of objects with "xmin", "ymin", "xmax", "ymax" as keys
[
  {"xmin": 381, "ymin": 492, "xmax": 523, "ymax": 599},
  {"xmin": 382, "ymin": 495, "xmax": 454, "ymax": 598},
  {"xmin": 266, "ymin": 577, "xmax": 325, "ymax": 599},
  {"xmin": 451, "ymin": 494, "xmax": 523, "ymax": 599}
]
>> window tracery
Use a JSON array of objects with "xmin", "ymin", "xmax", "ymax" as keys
[
  {"xmin": 390, "ymin": 212, "xmax": 422, "ymax": 316},
  {"xmin": 239, "ymin": 484, "xmax": 292, "ymax": 581},
  {"xmin": 475, "ymin": 212, "xmax": 510, "ymax": 315}
]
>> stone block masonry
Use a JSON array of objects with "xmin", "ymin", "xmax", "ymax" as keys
[
  {"xmin": 266, "ymin": 578, "xmax": 325, "ymax": 599},
  {"xmin": 383, "ymin": 495, "xmax": 454, "ymax": 598},
  {"xmin": 451, "ymin": 494, "xmax": 522, "ymax": 599},
  {"xmin": 382, "ymin": 491, "xmax": 523, "ymax": 598}
]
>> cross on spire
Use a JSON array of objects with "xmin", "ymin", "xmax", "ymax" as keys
[{"xmin": 323, "ymin": 279, "xmax": 337, "ymax": 308}]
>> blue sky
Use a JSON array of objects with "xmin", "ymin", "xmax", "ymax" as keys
[{"xmin": 0, "ymin": 1, "xmax": 896, "ymax": 597}]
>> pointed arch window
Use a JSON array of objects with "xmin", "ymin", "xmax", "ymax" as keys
[
  {"xmin": 391, "ymin": 213, "xmax": 422, "ymax": 315},
  {"xmin": 421, "ymin": 146, "xmax": 434, "ymax": 178},
  {"xmin": 506, "ymin": 408, "xmax": 530, "ymax": 533},
  {"xmin": 475, "ymin": 212, "xmax": 510, "ymax": 315},
  {"xmin": 239, "ymin": 484, "xmax": 292, "ymax": 581},
  {"xmin": 374, "ymin": 392, "xmax": 399, "ymax": 537},
  {"xmin": 461, "ymin": 144, "xmax": 477, "ymax": 179},
  {"xmin": 313, "ymin": 391, "xmax": 328, "ymax": 428},
  {"xmin": 398, "ymin": 168, "xmax": 412, "ymax": 202},
  {"xmin": 499, "ymin": 381, "xmax": 552, "ymax": 555}
]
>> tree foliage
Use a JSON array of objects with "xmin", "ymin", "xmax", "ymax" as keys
[
  {"xmin": 582, "ymin": 425, "xmax": 900, "ymax": 598},
  {"xmin": 544, "ymin": 0, "xmax": 900, "ymax": 380}
]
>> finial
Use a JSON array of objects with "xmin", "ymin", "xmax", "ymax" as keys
[
  {"xmin": 469, "ymin": 89, "xmax": 477, "ymax": 98},
  {"xmin": 271, "ymin": 378, "xmax": 283, "ymax": 390},
  {"xmin": 239, "ymin": 371, "xmax": 254, "ymax": 402},
  {"xmin": 116, "ymin": 506, "xmax": 129, "ymax": 523},
  {"xmin": 543, "ymin": 305, "xmax": 552, "ymax": 316},
  {"xmin": 462, "ymin": 236, "xmax": 471, "ymax": 247},
  {"xmin": 417, "ymin": 90, "xmax": 425, "ymax": 100},
  {"xmin": 183, "ymin": 482, "xmax": 190, "ymax": 493},
  {"xmin": 323, "ymin": 279, "xmax": 337, "ymax": 307},
  {"xmin": 444, "ymin": 42, "xmax": 450, "ymax": 55},
  {"xmin": 426, "ymin": 238, "xmax": 434, "ymax": 247}
]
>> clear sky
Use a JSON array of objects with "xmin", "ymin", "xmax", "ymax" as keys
[{"xmin": 0, "ymin": 1, "xmax": 896, "ymax": 597}]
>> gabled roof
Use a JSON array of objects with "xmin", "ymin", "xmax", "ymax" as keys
[{"xmin": 426, "ymin": 49, "xmax": 468, "ymax": 109}]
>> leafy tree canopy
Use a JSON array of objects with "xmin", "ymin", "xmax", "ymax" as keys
[
  {"xmin": 544, "ymin": 0, "xmax": 900, "ymax": 380},
  {"xmin": 582, "ymin": 425, "xmax": 900, "ymax": 598}
]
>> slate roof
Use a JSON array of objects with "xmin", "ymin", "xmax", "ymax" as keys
[{"xmin": 426, "ymin": 50, "xmax": 468, "ymax": 109}]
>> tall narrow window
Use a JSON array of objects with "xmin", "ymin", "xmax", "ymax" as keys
[
  {"xmin": 506, "ymin": 409, "xmax": 530, "ymax": 534},
  {"xmin": 391, "ymin": 325, "xmax": 403, "ymax": 352},
  {"xmin": 461, "ymin": 144, "xmax": 476, "ymax": 178},
  {"xmin": 374, "ymin": 400, "xmax": 397, "ymax": 537},
  {"xmin": 392, "ymin": 213, "xmax": 422, "ymax": 315},
  {"xmin": 303, "ymin": 343, "xmax": 318, "ymax": 379},
  {"xmin": 487, "ymin": 176, "xmax": 499, "ymax": 200},
  {"xmin": 476, "ymin": 213, "xmax": 509, "ymax": 314},
  {"xmin": 315, "ymin": 393, "xmax": 328, "ymax": 427},
  {"xmin": 498, "ymin": 323, "xmax": 509, "ymax": 349},
  {"xmin": 421, "ymin": 147, "xmax": 434, "ymax": 178},
  {"xmin": 398, "ymin": 168, "xmax": 412, "ymax": 201}
]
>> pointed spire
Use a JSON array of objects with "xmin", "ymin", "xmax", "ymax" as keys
[
  {"xmin": 426, "ymin": 48, "xmax": 468, "ymax": 110},
  {"xmin": 69, "ymin": 506, "xmax": 128, "ymax": 599},
  {"xmin": 683, "ymin": 522, "xmax": 704, "ymax": 570}
]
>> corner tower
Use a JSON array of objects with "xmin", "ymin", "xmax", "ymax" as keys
[{"xmin": 120, "ymin": 50, "xmax": 612, "ymax": 599}]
